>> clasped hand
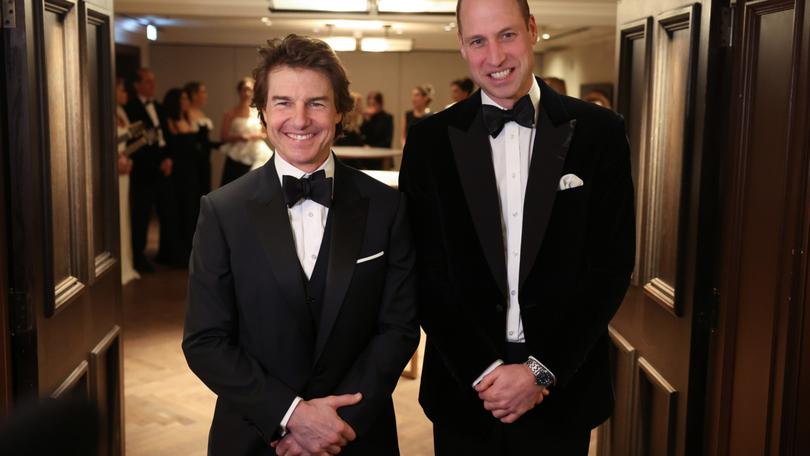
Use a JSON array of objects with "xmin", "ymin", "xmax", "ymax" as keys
[
  {"xmin": 271, "ymin": 393, "xmax": 362, "ymax": 456},
  {"xmin": 475, "ymin": 364, "xmax": 550, "ymax": 424}
]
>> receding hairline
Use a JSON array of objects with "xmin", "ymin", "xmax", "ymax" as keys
[{"xmin": 455, "ymin": 0, "xmax": 532, "ymax": 34}]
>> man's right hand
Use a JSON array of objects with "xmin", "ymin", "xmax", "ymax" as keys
[{"xmin": 285, "ymin": 393, "xmax": 362, "ymax": 454}]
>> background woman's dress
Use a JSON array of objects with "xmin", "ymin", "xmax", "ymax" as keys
[
  {"xmin": 116, "ymin": 106, "xmax": 140, "ymax": 285},
  {"xmin": 218, "ymin": 108, "xmax": 272, "ymax": 186}
]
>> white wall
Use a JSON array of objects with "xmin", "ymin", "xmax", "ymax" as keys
[
  {"xmin": 114, "ymin": 19, "xmax": 151, "ymax": 66},
  {"xmin": 538, "ymin": 38, "xmax": 616, "ymax": 99}
]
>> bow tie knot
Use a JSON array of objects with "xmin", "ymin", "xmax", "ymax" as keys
[
  {"xmin": 481, "ymin": 94, "xmax": 536, "ymax": 138},
  {"xmin": 282, "ymin": 170, "xmax": 333, "ymax": 208}
]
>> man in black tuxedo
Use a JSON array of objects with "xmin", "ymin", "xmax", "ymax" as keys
[
  {"xmin": 183, "ymin": 35, "xmax": 418, "ymax": 456},
  {"xmin": 124, "ymin": 68, "xmax": 177, "ymax": 272},
  {"xmin": 399, "ymin": 0, "xmax": 636, "ymax": 453}
]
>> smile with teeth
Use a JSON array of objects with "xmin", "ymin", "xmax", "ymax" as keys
[
  {"xmin": 489, "ymin": 68, "xmax": 513, "ymax": 80},
  {"xmin": 286, "ymin": 132, "xmax": 315, "ymax": 141}
]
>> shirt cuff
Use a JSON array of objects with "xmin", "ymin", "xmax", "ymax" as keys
[
  {"xmin": 528, "ymin": 356, "xmax": 557, "ymax": 385},
  {"xmin": 279, "ymin": 396, "xmax": 303, "ymax": 436},
  {"xmin": 472, "ymin": 360, "xmax": 504, "ymax": 388}
]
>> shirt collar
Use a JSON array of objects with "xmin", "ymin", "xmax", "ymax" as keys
[
  {"xmin": 274, "ymin": 151, "xmax": 335, "ymax": 185},
  {"xmin": 139, "ymin": 95, "xmax": 153, "ymax": 105},
  {"xmin": 481, "ymin": 76, "xmax": 542, "ymax": 124}
]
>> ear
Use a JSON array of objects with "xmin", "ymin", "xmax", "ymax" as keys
[
  {"xmin": 458, "ymin": 31, "xmax": 468, "ymax": 60},
  {"xmin": 528, "ymin": 15, "xmax": 538, "ymax": 43}
]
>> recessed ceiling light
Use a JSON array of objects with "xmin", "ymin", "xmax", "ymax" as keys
[{"xmin": 542, "ymin": 33, "xmax": 551, "ymax": 40}]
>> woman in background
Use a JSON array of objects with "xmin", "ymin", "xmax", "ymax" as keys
[
  {"xmin": 335, "ymin": 91, "xmax": 364, "ymax": 146},
  {"xmin": 218, "ymin": 77, "xmax": 272, "ymax": 186},
  {"xmin": 115, "ymin": 78, "xmax": 140, "ymax": 284},
  {"xmin": 361, "ymin": 90, "xmax": 393, "ymax": 148},
  {"xmin": 163, "ymin": 88, "xmax": 199, "ymax": 265},
  {"xmin": 184, "ymin": 81, "xmax": 214, "ymax": 196},
  {"xmin": 402, "ymin": 83, "xmax": 434, "ymax": 146}
]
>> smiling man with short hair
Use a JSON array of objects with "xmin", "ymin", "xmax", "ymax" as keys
[
  {"xmin": 183, "ymin": 34, "xmax": 418, "ymax": 456},
  {"xmin": 400, "ymin": 0, "xmax": 637, "ymax": 453}
]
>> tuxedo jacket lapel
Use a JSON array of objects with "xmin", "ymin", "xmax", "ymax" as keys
[
  {"xmin": 519, "ymin": 81, "xmax": 577, "ymax": 289},
  {"xmin": 449, "ymin": 104, "xmax": 508, "ymax": 297},
  {"xmin": 246, "ymin": 158, "xmax": 313, "ymax": 340},
  {"xmin": 313, "ymin": 159, "xmax": 368, "ymax": 363}
]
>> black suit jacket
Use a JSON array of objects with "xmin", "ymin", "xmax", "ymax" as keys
[
  {"xmin": 399, "ymin": 78, "xmax": 635, "ymax": 434},
  {"xmin": 183, "ymin": 157, "xmax": 419, "ymax": 455},
  {"xmin": 124, "ymin": 97, "xmax": 169, "ymax": 179}
]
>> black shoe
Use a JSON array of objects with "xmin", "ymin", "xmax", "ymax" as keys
[{"xmin": 134, "ymin": 257, "xmax": 155, "ymax": 273}]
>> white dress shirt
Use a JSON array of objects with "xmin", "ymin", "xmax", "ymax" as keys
[
  {"xmin": 474, "ymin": 78, "xmax": 555, "ymax": 386},
  {"xmin": 274, "ymin": 152, "xmax": 335, "ymax": 433},
  {"xmin": 138, "ymin": 95, "xmax": 166, "ymax": 147}
]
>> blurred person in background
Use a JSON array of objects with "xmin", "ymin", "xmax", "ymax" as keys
[
  {"xmin": 115, "ymin": 77, "xmax": 140, "ymax": 284},
  {"xmin": 542, "ymin": 76, "xmax": 568, "ymax": 95},
  {"xmin": 218, "ymin": 77, "xmax": 273, "ymax": 186},
  {"xmin": 335, "ymin": 91, "xmax": 365, "ymax": 146},
  {"xmin": 402, "ymin": 83, "xmax": 435, "ymax": 146},
  {"xmin": 446, "ymin": 77, "xmax": 475, "ymax": 108},
  {"xmin": 164, "ymin": 88, "xmax": 201, "ymax": 265},
  {"xmin": 185, "ymin": 81, "xmax": 215, "ymax": 196},
  {"xmin": 124, "ymin": 68, "xmax": 176, "ymax": 273},
  {"xmin": 360, "ymin": 90, "xmax": 393, "ymax": 148}
]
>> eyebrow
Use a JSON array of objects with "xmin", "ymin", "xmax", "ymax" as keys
[
  {"xmin": 270, "ymin": 95, "xmax": 329, "ymax": 103},
  {"xmin": 465, "ymin": 26, "xmax": 516, "ymax": 41}
]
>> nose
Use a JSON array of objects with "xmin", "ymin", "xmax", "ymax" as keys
[
  {"xmin": 291, "ymin": 103, "xmax": 310, "ymax": 129},
  {"xmin": 486, "ymin": 42, "xmax": 506, "ymax": 67}
]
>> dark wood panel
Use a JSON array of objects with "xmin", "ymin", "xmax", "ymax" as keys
[
  {"xmin": 0, "ymin": 30, "xmax": 11, "ymax": 416},
  {"xmin": 90, "ymin": 326, "xmax": 123, "ymax": 456},
  {"xmin": 599, "ymin": 327, "xmax": 637, "ymax": 456},
  {"xmin": 49, "ymin": 360, "xmax": 89, "ymax": 399},
  {"xmin": 636, "ymin": 358, "xmax": 677, "ymax": 456},
  {"xmin": 641, "ymin": 5, "xmax": 701, "ymax": 316}
]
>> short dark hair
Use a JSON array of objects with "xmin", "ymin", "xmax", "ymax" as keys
[
  {"xmin": 452, "ymin": 77, "xmax": 475, "ymax": 95},
  {"xmin": 456, "ymin": 0, "xmax": 531, "ymax": 34},
  {"xmin": 368, "ymin": 91, "xmax": 384, "ymax": 107},
  {"xmin": 252, "ymin": 34, "xmax": 353, "ymax": 135},
  {"xmin": 163, "ymin": 88, "xmax": 186, "ymax": 121},
  {"xmin": 184, "ymin": 81, "xmax": 203, "ymax": 98},
  {"xmin": 134, "ymin": 67, "xmax": 153, "ymax": 83}
]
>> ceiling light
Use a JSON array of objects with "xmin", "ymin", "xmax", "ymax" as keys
[
  {"xmin": 269, "ymin": 0, "xmax": 368, "ymax": 13},
  {"xmin": 327, "ymin": 20, "xmax": 386, "ymax": 31},
  {"xmin": 360, "ymin": 37, "xmax": 413, "ymax": 52},
  {"xmin": 261, "ymin": 17, "xmax": 272, "ymax": 26},
  {"xmin": 323, "ymin": 36, "xmax": 357, "ymax": 52},
  {"xmin": 378, "ymin": 0, "xmax": 456, "ymax": 13},
  {"xmin": 146, "ymin": 24, "xmax": 157, "ymax": 41},
  {"xmin": 542, "ymin": 33, "xmax": 551, "ymax": 40}
]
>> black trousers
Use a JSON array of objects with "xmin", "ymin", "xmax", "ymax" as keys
[
  {"xmin": 129, "ymin": 170, "xmax": 179, "ymax": 266},
  {"xmin": 434, "ymin": 342, "xmax": 591, "ymax": 456}
]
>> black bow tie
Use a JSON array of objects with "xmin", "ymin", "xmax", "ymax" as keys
[
  {"xmin": 282, "ymin": 170, "xmax": 333, "ymax": 208},
  {"xmin": 481, "ymin": 94, "xmax": 535, "ymax": 138}
]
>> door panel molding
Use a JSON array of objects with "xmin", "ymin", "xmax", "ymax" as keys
[
  {"xmin": 635, "ymin": 357, "xmax": 678, "ymax": 456},
  {"xmin": 90, "ymin": 325, "xmax": 123, "ymax": 456},
  {"xmin": 49, "ymin": 359, "xmax": 89, "ymax": 399},
  {"xmin": 640, "ymin": 4, "xmax": 701, "ymax": 316}
]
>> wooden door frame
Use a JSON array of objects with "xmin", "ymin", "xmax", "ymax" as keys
[
  {"xmin": 0, "ymin": 16, "xmax": 13, "ymax": 417},
  {"xmin": 706, "ymin": 1, "xmax": 810, "ymax": 454}
]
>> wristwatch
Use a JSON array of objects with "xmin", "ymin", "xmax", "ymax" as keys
[{"xmin": 524, "ymin": 356, "xmax": 555, "ymax": 388}]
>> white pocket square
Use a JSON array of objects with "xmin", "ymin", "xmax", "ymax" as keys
[
  {"xmin": 356, "ymin": 251, "xmax": 384, "ymax": 264},
  {"xmin": 558, "ymin": 174, "xmax": 584, "ymax": 191}
]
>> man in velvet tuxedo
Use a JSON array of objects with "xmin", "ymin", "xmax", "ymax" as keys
[
  {"xmin": 399, "ymin": 0, "xmax": 636, "ymax": 453},
  {"xmin": 183, "ymin": 35, "xmax": 418, "ymax": 456},
  {"xmin": 124, "ymin": 68, "xmax": 178, "ymax": 272}
]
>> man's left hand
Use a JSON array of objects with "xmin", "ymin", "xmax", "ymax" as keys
[
  {"xmin": 271, "ymin": 434, "xmax": 332, "ymax": 456},
  {"xmin": 474, "ymin": 364, "xmax": 550, "ymax": 423}
]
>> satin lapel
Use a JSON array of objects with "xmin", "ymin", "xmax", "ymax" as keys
[
  {"xmin": 449, "ymin": 110, "xmax": 508, "ymax": 297},
  {"xmin": 519, "ymin": 108, "xmax": 577, "ymax": 289},
  {"xmin": 313, "ymin": 160, "xmax": 368, "ymax": 363},
  {"xmin": 245, "ymin": 159, "xmax": 313, "ymax": 338}
]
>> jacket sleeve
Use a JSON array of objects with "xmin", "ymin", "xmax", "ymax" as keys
[
  {"xmin": 332, "ymin": 194, "xmax": 420, "ymax": 436},
  {"xmin": 182, "ymin": 195, "xmax": 297, "ymax": 443},
  {"xmin": 399, "ymin": 127, "xmax": 503, "ymax": 387},
  {"xmin": 532, "ymin": 116, "xmax": 636, "ymax": 387}
]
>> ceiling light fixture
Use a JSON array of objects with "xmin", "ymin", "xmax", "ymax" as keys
[
  {"xmin": 323, "ymin": 36, "xmax": 358, "ymax": 52},
  {"xmin": 377, "ymin": 0, "xmax": 456, "ymax": 13},
  {"xmin": 360, "ymin": 37, "xmax": 412, "ymax": 52},
  {"xmin": 146, "ymin": 23, "xmax": 157, "ymax": 41},
  {"xmin": 269, "ymin": 0, "xmax": 368, "ymax": 13},
  {"xmin": 542, "ymin": 33, "xmax": 551, "ymax": 40}
]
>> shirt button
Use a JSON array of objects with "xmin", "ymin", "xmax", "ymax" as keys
[
  {"xmin": 512, "ymin": 211, "xmax": 518, "ymax": 217},
  {"xmin": 508, "ymin": 331, "xmax": 514, "ymax": 336},
  {"xmin": 510, "ymin": 134, "xmax": 515, "ymax": 140},
  {"xmin": 512, "ymin": 251, "xmax": 518, "ymax": 256},
  {"xmin": 308, "ymin": 212, "xmax": 314, "ymax": 218},
  {"xmin": 510, "ymin": 290, "xmax": 516, "ymax": 296},
  {"xmin": 512, "ymin": 173, "xmax": 516, "ymax": 179},
  {"xmin": 311, "ymin": 255, "xmax": 317, "ymax": 260}
]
